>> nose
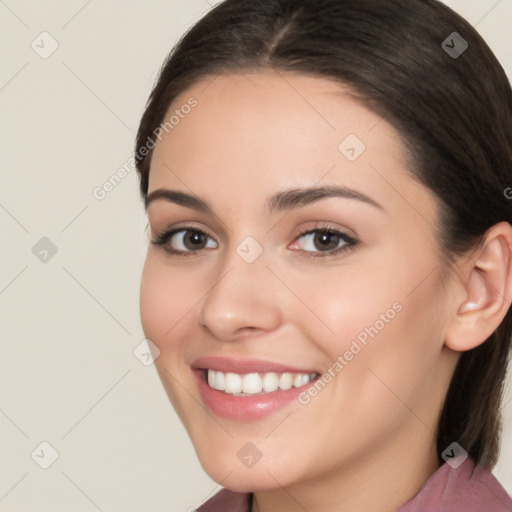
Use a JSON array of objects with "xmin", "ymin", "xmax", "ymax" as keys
[{"xmin": 198, "ymin": 243, "xmax": 283, "ymax": 342}]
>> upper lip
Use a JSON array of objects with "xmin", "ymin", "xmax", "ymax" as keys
[{"xmin": 191, "ymin": 356, "xmax": 319, "ymax": 374}]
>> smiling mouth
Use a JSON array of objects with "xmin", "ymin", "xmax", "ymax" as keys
[{"xmin": 203, "ymin": 369, "xmax": 320, "ymax": 396}]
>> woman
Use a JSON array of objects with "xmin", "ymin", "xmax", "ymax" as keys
[{"xmin": 135, "ymin": 0, "xmax": 512, "ymax": 510}]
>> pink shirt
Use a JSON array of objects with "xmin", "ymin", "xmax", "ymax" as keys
[{"xmin": 197, "ymin": 456, "xmax": 512, "ymax": 511}]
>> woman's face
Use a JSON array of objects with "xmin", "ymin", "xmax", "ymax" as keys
[{"xmin": 140, "ymin": 70, "xmax": 460, "ymax": 491}]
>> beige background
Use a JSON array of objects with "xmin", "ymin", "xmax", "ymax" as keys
[{"xmin": 1, "ymin": 1, "xmax": 511, "ymax": 510}]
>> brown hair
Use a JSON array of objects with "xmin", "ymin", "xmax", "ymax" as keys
[{"xmin": 134, "ymin": 0, "xmax": 512, "ymax": 469}]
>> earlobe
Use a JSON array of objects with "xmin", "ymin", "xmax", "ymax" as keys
[{"xmin": 445, "ymin": 222, "xmax": 512, "ymax": 352}]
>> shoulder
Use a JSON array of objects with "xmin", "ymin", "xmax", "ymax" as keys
[
  {"xmin": 196, "ymin": 488, "xmax": 252, "ymax": 512},
  {"xmin": 398, "ymin": 456, "xmax": 512, "ymax": 512}
]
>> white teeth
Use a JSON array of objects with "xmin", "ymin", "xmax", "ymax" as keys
[
  {"xmin": 225, "ymin": 372, "xmax": 242, "ymax": 394},
  {"xmin": 209, "ymin": 370, "xmax": 225, "ymax": 391},
  {"xmin": 206, "ymin": 369, "xmax": 317, "ymax": 395},
  {"xmin": 242, "ymin": 373, "xmax": 262, "ymax": 394},
  {"xmin": 262, "ymin": 372, "xmax": 279, "ymax": 392},
  {"xmin": 294, "ymin": 374, "xmax": 310, "ymax": 387},
  {"xmin": 279, "ymin": 373, "xmax": 293, "ymax": 390}
]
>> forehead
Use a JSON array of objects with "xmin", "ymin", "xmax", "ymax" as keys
[
  {"xmin": 154, "ymin": 71, "xmax": 395, "ymax": 160},
  {"xmin": 147, "ymin": 70, "xmax": 434, "ymax": 221}
]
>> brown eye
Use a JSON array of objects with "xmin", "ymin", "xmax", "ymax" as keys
[
  {"xmin": 151, "ymin": 228, "xmax": 217, "ymax": 256},
  {"xmin": 181, "ymin": 231, "xmax": 209, "ymax": 250},
  {"xmin": 297, "ymin": 229, "xmax": 351, "ymax": 252}
]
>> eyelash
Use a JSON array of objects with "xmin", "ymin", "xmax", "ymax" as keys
[{"xmin": 151, "ymin": 223, "xmax": 359, "ymax": 259}]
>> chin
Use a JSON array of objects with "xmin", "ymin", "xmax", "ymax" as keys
[{"xmin": 198, "ymin": 452, "xmax": 294, "ymax": 492}]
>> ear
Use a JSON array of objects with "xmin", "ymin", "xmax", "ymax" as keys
[{"xmin": 444, "ymin": 221, "xmax": 512, "ymax": 352}]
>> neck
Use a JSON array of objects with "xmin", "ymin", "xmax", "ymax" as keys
[{"xmin": 250, "ymin": 425, "xmax": 441, "ymax": 512}]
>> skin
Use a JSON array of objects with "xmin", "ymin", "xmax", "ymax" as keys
[{"xmin": 139, "ymin": 70, "xmax": 512, "ymax": 512}]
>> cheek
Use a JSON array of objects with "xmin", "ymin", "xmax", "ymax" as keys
[
  {"xmin": 294, "ymin": 261, "xmax": 400, "ymax": 355},
  {"xmin": 305, "ymin": 251, "xmax": 445, "ymax": 402},
  {"xmin": 139, "ymin": 257, "xmax": 196, "ymax": 349},
  {"xmin": 314, "ymin": 243, "xmax": 443, "ymax": 352},
  {"xmin": 139, "ymin": 257, "xmax": 202, "ymax": 426},
  {"xmin": 336, "ymin": 273, "xmax": 446, "ymax": 418}
]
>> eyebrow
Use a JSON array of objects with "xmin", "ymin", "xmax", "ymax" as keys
[{"xmin": 145, "ymin": 184, "xmax": 384, "ymax": 214}]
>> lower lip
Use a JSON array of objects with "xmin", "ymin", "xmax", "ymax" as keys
[{"xmin": 193, "ymin": 370, "xmax": 318, "ymax": 421}]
